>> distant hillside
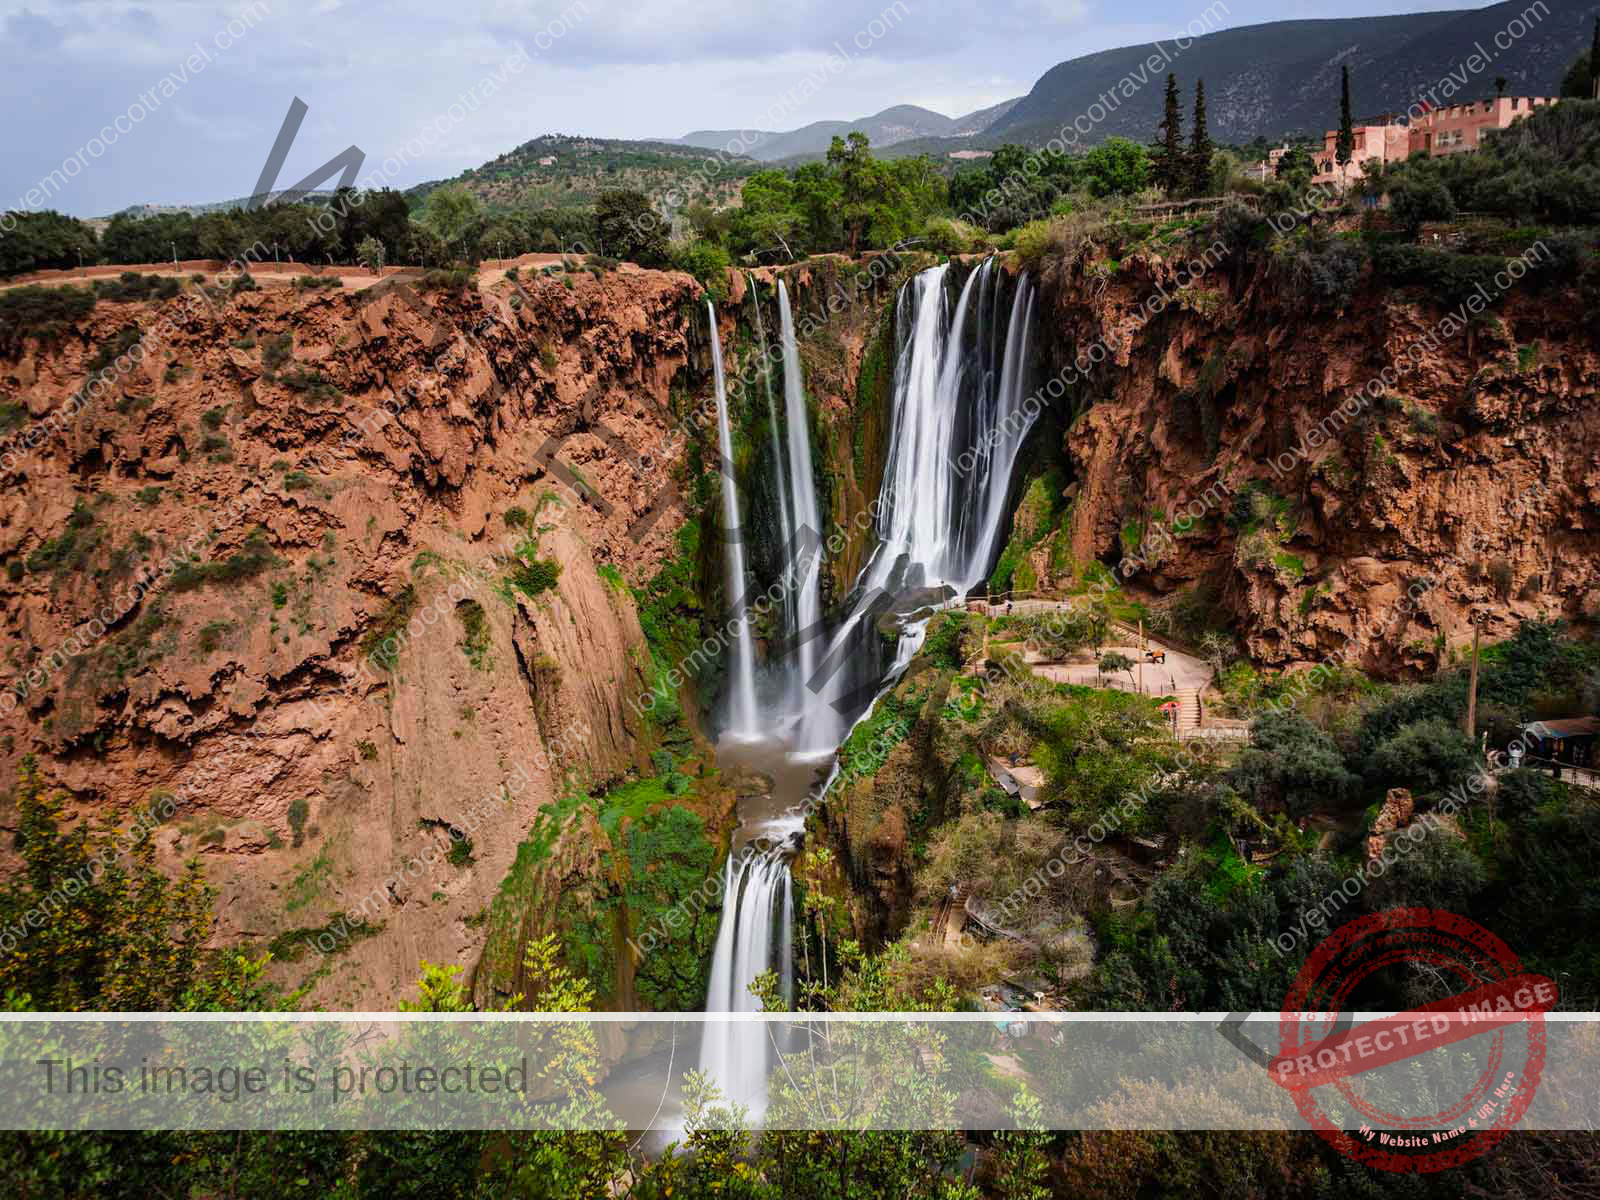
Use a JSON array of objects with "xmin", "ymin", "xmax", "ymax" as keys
[
  {"xmin": 990, "ymin": 0, "xmax": 1594, "ymax": 147},
  {"xmin": 949, "ymin": 97, "xmax": 1022, "ymax": 136},
  {"xmin": 409, "ymin": 134, "xmax": 760, "ymax": 213},
  {"xmin": 674, "ymin": 100, "xmax": 1020, "ymax": 162}
]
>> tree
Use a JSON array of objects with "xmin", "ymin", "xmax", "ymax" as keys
[
  {"xmin": 791, "ymin": 160, "xmax": 844, "ymax": 251},
  {"xmin": 1186, "ymin": 79, "xmax": 1214, "ymax": 197},
  {"xmin": 1080, "ymin": 137, "xmax": 1150, "ymax": 197},
  {"xmin": 355, "ymin": 235, "xmax": 385, "ymax": 274},
  {"xmin": 420, "ymin": 185, "xmax": 480, "ymax": 250},
  {"xmin": 1335, "ymin": 65, "xmax": 1355, "ymax": 168},
  {"xmin": 1387, "ymin": 172, "xmax": 1456, "ymax": 233},
  {"xmin": 1150, "ymin": 73, "xmax": 1185, "ymax": 194},
  {"xmin": 736, "ymin": 169, "xmax": 802, "ymax": 259},
  {"xmin": 336, "ymin": 186, "xmax": 410, "ymax": 263},
  {"xmin": 594, "ymin": 188, "xmax": 669, "ymax": 266},
  {"xmin": 1226, "ymin": 711, "xmax": 1359, "ymax": 818},
  {"xmin": 1561, "ymin": 18, "xmax": 1600, "ymax": 98},
  {"xmin": 827, "ymin": 131, "xmax": 885, "ymax": 255},
  {"xmin": 1370, "ymin": 717, "xmax": 1479, "ymax": 797},
  {"xmin": 0, "ymin": 758, "xmax": 274, "ymax": 1011},
  {"xmin": 0, "ymin": 210, "xmax": 99, "ymax": 278},
  {"xmin": 1098, "ymin": 651, "xmax": 1137, "ymax": 690}
]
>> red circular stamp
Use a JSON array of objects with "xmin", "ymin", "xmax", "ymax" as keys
[{"xmin": 1269, "ymin": 907, "xmax": 1555, "ymax": 1173}]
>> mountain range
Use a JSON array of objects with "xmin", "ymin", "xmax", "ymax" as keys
[
  {"xmin": 675, "ymin": 0, "xmax": 1593, "ymax": 157},
  {"xmin": 670, "ymin": 100, "xmax": 1020, "ymax": 162}
]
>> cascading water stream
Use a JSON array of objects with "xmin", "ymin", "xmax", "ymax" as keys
[
  {"xmin": 797, "ymin": 259, "xmax": 1038, "ymax": 751},
  {"xmin": 696, "ymin": 846, "xmax": 794, "ymax": 1117},
  {"xmin": 698, "ymin": 259, "xmax": 1036, "ymax": 1117},
  {"xmin": 776, "ymin": 283, "xmax": 825, "ymax": 737},
  {"xmin": 749, "ymin": 277, "xmax": 797, "ymax": 621},
  {"xmin": 708, "ymin": 303, "xmax": 759, "ymax": 737}
]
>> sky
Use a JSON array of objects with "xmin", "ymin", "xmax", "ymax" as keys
[{"xmin": 0, "ymin": 0, "xmax": 1472, "ymax": 217}]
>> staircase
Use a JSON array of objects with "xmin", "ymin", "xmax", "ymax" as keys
[{"xmin": 1174, "ymin": 688, "xmax": 1203, "ymax": 734}]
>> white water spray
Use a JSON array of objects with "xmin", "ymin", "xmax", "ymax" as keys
[{"xmin": 708, "ymin": 303, "xmax": 759, "ymax": 737}]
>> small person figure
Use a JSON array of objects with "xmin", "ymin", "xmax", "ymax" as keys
[{"xmin": 1006, "ymin": 601, "xmax": 1013, "ymax": 616}]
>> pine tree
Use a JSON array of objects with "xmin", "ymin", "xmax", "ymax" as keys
[
  {"xmin": 1150, "ymin": 73, "xmax": 1185, "ymax": 194},
  {"xmin": 1593, "ymin": 16, "xmax": 1600, "ymax": 98},
  {"xmin": 1186, "ymin": 79, "xmax": 1214, "ymax": 197},
  {"xmin": 1336, "ymin": 65, "xmax": 1355, "ymax": 167}
]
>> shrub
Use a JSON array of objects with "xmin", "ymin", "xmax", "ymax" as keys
[
  {"xmin": 417, "ymin": 267, "xmax": 474, "ymax": 292},
  {"xmin": 86, "ymin": 325, "xmax": 144, "ymax": 374},
  {"xmin": 0, "ymin": 285, "xmax": 96, "ymax": 350},
  {"xmin": 922, "ymin": 613, "xmax": 972, "ymax": 669},
  {"xmin": 360, "ymin": 586, "xmax": 417, "ymax": 671},
  {"xmin": 197, "ymin": 621, "xmax": 232, "ymax": 653},
  {"xmin": 669, "ymin": 240, "xmax": 732, "ymax": 300},
  {"xmin": 200, "ymin": 406, "xmax": 226, "ymax": 430},
  {"xmin": 294, "ymin": 274, "xmax": 342, "ymax": 290},
  {"xmin": 278, "ymin": 369, "xmax": 342, "ymax": 405},
  {"xmin": 25, "ymin": 502, "xmax": 100, "ymax": 574},
  {"xmin": 262, "ymin": 332, "xmax": 292, "ymax": 372},
  {"xmin": 920, "ymin": 216, "xmax": 975, "ymax": 255},
  {"xmin": 1209, "ymin": 197, "xmax": 1267, "ymax": 259},
  {"xmin": 287, "ymin": 796, "xmax": 310, "ymax": 847},
  {"xmin": 1369, "ymin": 717, "xmax": 1478, "ymax": 797},
  {"xmin": 509, "ymin": 558, "xmax": 561, "ymax": 599},
  {"xmin": 1278, "ymin": 236, "xmax": 1365, "ymax": 309},
  {"xmin": 1227, "ymin": 711, "xmax": 1359, "ymax": 817},
  {"xmin": 457, "ymin": 600, "xmax": 491, "ymax": 670},
  {"xmin": 169, "ymin": 528, "xmax": 280, "ymax": 592},
  {"xmin": 1387, "ymin": 174, "xmax": 1456, "ymax": 233},
  {"xmin": 92, "ymin": 272, "xmax": 180, "ymax": 302},
  {"xmin": 282, "ymin": 470, "xmax": 312, "ymax": 491},
  {"xmin": 1372, "ymin": 244, "xmax": 1517, "ymax": 306}
]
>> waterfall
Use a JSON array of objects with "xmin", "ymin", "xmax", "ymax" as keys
[
  {"xmin": 708, "ymin": 302, "xmax": 758, "ymax": 738},
  {"xmin": 796, "ymin": 259, "xmax": 1038, "ymax": 749},
  {"xmin": 697, "ymin": 259, "xmax": 1037, "ymax": 1116},
  {"xmin": 750, "ymin": 277, "xmax": 796, "ymax": 617},
  {"xmin": 697, "ymin": 847, "xmax": 792, "ymax": 1116},
  {"xmin": 776, "ymin": 283, "xmax": 825, "ymax": 734}
]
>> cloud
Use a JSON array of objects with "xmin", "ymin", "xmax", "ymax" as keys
[{"xmin": 3, "ymin": 7, "xmax": 67, "ymax": 50}]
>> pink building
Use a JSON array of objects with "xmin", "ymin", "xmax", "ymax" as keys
[
  {"xmin": 1308, "ymin": 97, "xmax": 1558, "ymax": 190},
  {"xmin": 1311, "ymin": 123, "xmax": 1409, "ymax": 190},
  {"xmin": 1407, "ymin": 95, "xmax": 1556, "ymax": 156}
]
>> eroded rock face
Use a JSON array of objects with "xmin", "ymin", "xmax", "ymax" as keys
[
  {"xmin": 1041, "ymin": 246, "xmax": 1600, "ymax": 672},
  {"xmin": 0, "ymin": 268, "xmax": 731, "ymax": 1006}
]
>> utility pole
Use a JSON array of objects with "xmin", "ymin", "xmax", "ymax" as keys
[{"xmin": 172, "ymin": 242, "xmax": 178, "ymax": 274}]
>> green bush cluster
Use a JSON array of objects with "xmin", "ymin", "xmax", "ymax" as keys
[
  {"xmin": 0, "ymin": 284, "xmax": 96, "ymax": 349},
  {"xmin": 169, "ymin": 529, "xmax": 279, "ymax": 592}
]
